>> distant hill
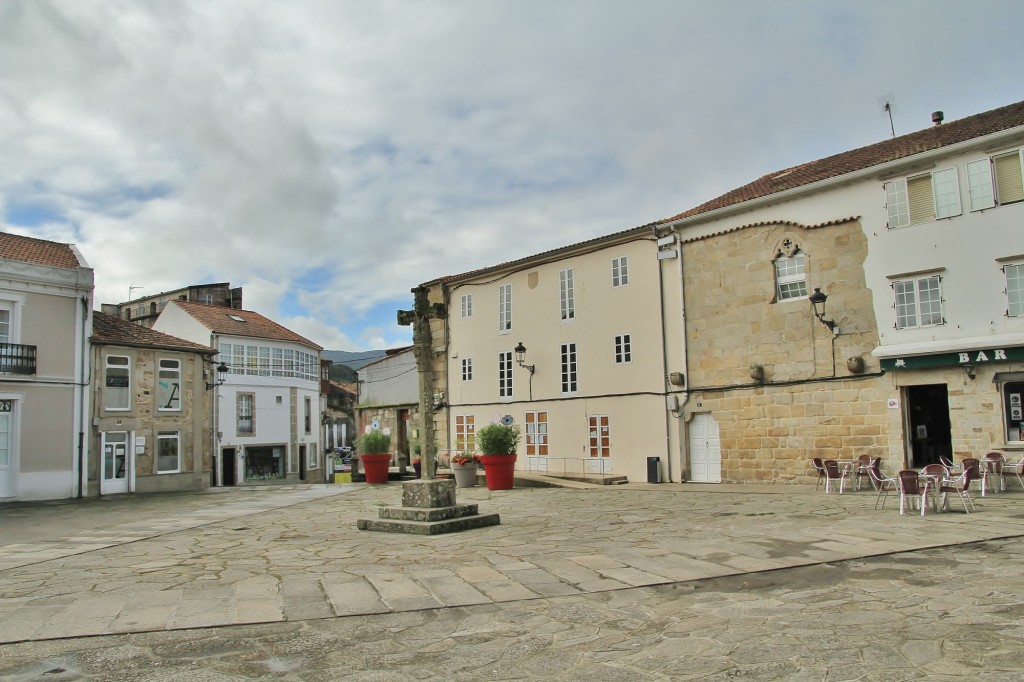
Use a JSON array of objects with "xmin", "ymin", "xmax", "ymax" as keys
[{"xmin": 322, "ymin": 350, "xmax": 387, "ymax": 371}]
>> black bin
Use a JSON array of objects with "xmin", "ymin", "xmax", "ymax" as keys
[{"xmin": 646, "ymin": 456, "xmax": 661, "ymax": 483}]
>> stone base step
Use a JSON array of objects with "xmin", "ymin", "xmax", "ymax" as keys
[
  {"xmin": 356, "ymin": 512, "xmax": 501, "ymax": 535},
  {"xmin": 377, "ymin": 503, "xmax": 480, "ymax": 522}
]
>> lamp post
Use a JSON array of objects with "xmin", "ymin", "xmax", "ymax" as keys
[
  {"xmin": 808, "ymin": 288, "xmax": 838, "ymax": 334},
  {"xmin": 513, "ymin": 341, "xmax": 535, "ymax": 374}
]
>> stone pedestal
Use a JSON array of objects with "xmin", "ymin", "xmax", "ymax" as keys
[{"xmin": 357, "ymin": 478, "xmax": 500, "ymax": 535}]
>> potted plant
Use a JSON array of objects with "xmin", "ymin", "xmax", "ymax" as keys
[
  {"xmin": 449, "ymin": 448, "xmax": 479, "ymax": 488},
  {"xmin": 412, "ymin": 456, "xmax": 422, "ymax": 478},
  {"xmin": 357, "ymin": 429, "xmax": 392, "ymax": 484},
  {"xmin": 477, "ymin": 422, "xmax": 520, "ymax": 490}
]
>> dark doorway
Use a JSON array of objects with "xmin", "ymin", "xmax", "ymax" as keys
[
  {"xmin": 905, "ymin": 384, "xmax": 952, "ymax": 468},
  {"xmin": 299, "ymin": 445, "xmax": 307, "ymax": 481},
  {"xmin": 221, "ymin": 447, "xmax": 236, "ymax": 486}
]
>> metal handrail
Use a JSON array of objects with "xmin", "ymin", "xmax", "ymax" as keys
[{"xmin": 0, "ymin": 343, "xmax": 37, "ymax": 375}]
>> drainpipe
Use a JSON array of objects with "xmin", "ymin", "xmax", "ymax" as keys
[
  {"xmin": 655, "ymin": 231, "xmax": 674, "ymax": 483},
  {"xmin": 77, "ymin": 295, "xmax": 90, "ymax": 498}
]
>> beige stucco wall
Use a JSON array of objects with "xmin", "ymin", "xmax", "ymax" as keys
[{"xmin": 23, "ymin": 291, "xmax": 79, "ymax": 379}]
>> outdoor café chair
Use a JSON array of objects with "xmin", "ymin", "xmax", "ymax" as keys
[
  {"xmin": 1006, "ymin": 457, "xmax": 1024, "ymax": 490},
  {"xmin": 811, "ymin": 457, "xmax": 827, "ymax": 491},
  {"xmin": 961, "ymin": 458, "xmax": 981, "ymax": 493},
  {"xmin": 822, "ymin": 459, "xmax": 849, "ymax": 494},
  {"xmin": 868, "ymin": 462, "xmax": 897, "ymax": 510},
  {"xmin": 851, "ymin": 454, "xmax": 872, "ymax": 491},
  {"xmin": 897, "ymin": 470, "xmax": 930, "ymax": 516},
  {"xmin": 939, "ymin": 466, "xmax": 977, "ymax": 513},
  {"xmin": 939, "ymin": 455, "xmax": 958, "ymax": 473},
  {"xmin": 981, "ymin": 452, "xmax": 1006, "ymax": 495}
]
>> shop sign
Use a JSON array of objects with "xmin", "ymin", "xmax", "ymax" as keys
[{"xmin": 881, "ymin": 346, "xmax": 1024, "ymax": 371}]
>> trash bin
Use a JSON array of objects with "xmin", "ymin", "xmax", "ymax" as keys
[{"xmin": 647, "ymin": 456, "xmax": 661, "ymax": 483}]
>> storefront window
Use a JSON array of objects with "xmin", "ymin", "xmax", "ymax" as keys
[
  {"xmin": 1003, "ymin": 380, "xmax": 1024, "ymax": 442},
  {"xmin": 245, "ymin": 446, "xmax": 285, "ymax": 480}
]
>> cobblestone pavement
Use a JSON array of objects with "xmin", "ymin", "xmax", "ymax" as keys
[{"xmin": 1, "ymin": 481, "xmax": 1023, "ymax": 679}]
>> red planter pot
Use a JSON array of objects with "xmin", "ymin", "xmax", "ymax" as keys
[
  {"xmin": 360, "ymin": 453, "xmax": 392, "ymax": 484},
  {"xmin": 480, "ymin": 454, "xmax": 517, "ymax": 490}
]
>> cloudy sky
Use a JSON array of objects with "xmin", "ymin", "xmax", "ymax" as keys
[{"xmin": 3, "ymin": 1, "xmax": 1023, "ymax": 351}]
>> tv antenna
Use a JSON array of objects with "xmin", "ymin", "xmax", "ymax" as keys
[
  {"xmin": 878, "ymin": 94, "xmax": 897, "ymax": 138},
  {"xmin": 128, "ymin": 283, "xmax": 144, "ymax": 301}
]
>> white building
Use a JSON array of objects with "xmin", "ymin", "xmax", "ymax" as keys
[{"xmin": 154, "ymin": 301, "xmax": 323, "ymax": 485}]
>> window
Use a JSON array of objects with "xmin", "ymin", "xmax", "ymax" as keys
[
  {"xmin": 104, "ymin": 355, "xmax": 131, "ymax": 410},
  {"xmin": 272, "ymin": 348, "xmax": 284, "ymax": 377},
  {"xmin": 498, "ymin": 351, "xmax": 513, "ymax": 399},
  {"xmin": 560, "ymin": 342, "xmax": 577, "ymax": 395},
  {"xmin": 231, "ymin": 344, "xmax": 245, "ymax": 375},
  {"xmin": 259, "ymin": 347, "xmax": 271, "ymax": 376},
  {"xmin": 893, "ymin": 275, "xmax": 944, "ymax": 329},
  {"xmin": 560, "ymin": 268, "xmax": 575, "ymax": 321},
  {"xmin": 967, "ymin": 151, "xmax": 1024, "ymax": 211},
  {"xmin": 885, "ymin": 168, "xmax": 961, "ymax": 227},
  {"xmin": 1002, "ymin": 379, "xmax": 1024, "ymax": 442},
  {"xmin": 588, "ymin": 415, "xmax": 610, "ymax": 458},
  {"xmin": 0, "ymin": 400, "xmax": 11, "ymax": 472},
  {"xmin": 246, "ymin": 345, "xmax": 258, "ymax": 375},
  {"xmin": 199, "ymin": 293, "xmax": 214, "ymax": 305},
  {"xmin": 157, "ymin": 431, "xmax": 180, "ymax": 473},
  {"xmin": 1006, "ymin": 263, "xmax": 1024, "ymax": 317},
  {"xmin": 455, "ymin": 414, "xmax": 476, "ymax": 452},
  {"xmin": 525, "ymin": 411, "xmax": 548, "ymax": 456},
  {"xmin": 237, "ymin": 393, "xmax": 255, "ymax": 434},
  {"xmin": 461, "ymin": 294, "xmax": 473, "ymax": 318},
  {"xmin": 156, "ymin": 359, "xmax": 181, "ymax": 411},
  {"xmin": 612, "ymin": 256, "xmax": 629, "ymax": 287},
  {"xmin": 774, "ymin": 253, "xmax": 807, "ymax": 301},
  {"xmin": 0, "ymin": 307, "xmax": 9, "ymax": 343},
  {"xmin": 614, "ymin": 334, "xmax": 632, "ymax": 364},
  {"xmin": 498, "ymin": 284, "xmax": 512, "ymax": 333},
  {"xmin": 304, "ymin": 396, "xmax": 312, "ymax": 434},
  {"xmin": 461, "ymin": 357, "xmax": 473, "ymax": 381}
]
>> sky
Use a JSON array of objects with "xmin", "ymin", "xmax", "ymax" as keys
[{"xmin": 3, "ymin": 1, "xmax": 1024, "ymax": 351}]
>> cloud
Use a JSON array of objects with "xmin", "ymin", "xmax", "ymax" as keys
[{"xmin": 3, "ymin": 0, "xmax": 1024, "ymax": 348}]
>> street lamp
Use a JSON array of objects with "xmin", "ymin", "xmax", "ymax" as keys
[
  {"xmin": 205, "ymin": 361, "xmax": 229, "ymax": 390},
  {"xmin": 513, "ymin": 341, "xmax": 535, "ymax": 375},
  {"xmin": 808, "ymin": 288, "xmax": 838, "ymax": 334}
]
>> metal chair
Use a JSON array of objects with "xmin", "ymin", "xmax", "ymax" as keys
[
  {"xmin": 822, "ymin": 460, "xmax": 849, "ymax": 494},
  {"xmin": 1006, "ymin": 458, "xmax": 1024, "ymax": 490},
  {"xmin": 897, "ymin": 470, "xmax": 929, "ymax": 516},
  {"xmin": 851, "ymin": 454, "xmax": 872, "ymax": 491},
  {"xmin": 939, "ymin": 466, "xmax": 977, "ymax": 513},
  {"xmin": 811, "ymin": 457, "xmax": 827, "ymax": 491},
  {"xmin": 981, "ymin": 452, "xmax": 1006, "ymax": 495},
  {"xmin": 868, "ymin": 460, "xmax": 897, "ymax": 510}
]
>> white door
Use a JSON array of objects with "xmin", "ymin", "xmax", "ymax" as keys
[
  {"xmin": 689, "ymin": 413, "xmax": 721, "ymax": 483},
  {"xmin": 101, "ymin": 431, "xmax": 131, "ymax": 494},
  {"xmin": 0, "ymin": 404, "xmax": 13, "ymax": 498}
]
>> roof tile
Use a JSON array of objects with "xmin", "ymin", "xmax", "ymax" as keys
[
  {"xmin": 171, "ymin": 301, "xmax": 322, "ymax": 350},
  {"xmin": 0, "ymin": 232, "xmax": 83, "ymax": 270},
  {"xmin": 92, "ymin": 312, "xmax": 217, "ymax": 354}
]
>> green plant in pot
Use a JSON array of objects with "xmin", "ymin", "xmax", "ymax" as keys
[
  {"xmin": 477, "ymin": 422, "xmax": 520, "ymax": 490},
  {"xmin": 357, "ymin": 429, "xmax": 392, "ymax": 484}
]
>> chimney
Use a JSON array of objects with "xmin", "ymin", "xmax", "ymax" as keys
[{"xmin": 932, "ymin": 111, "xmax": 944, "ymax": 126}]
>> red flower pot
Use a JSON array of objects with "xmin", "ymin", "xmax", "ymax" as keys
[
  {"xmin": 360, "ymin": 453, "xmax": 392, "ymax": 484},
  {"xmin": 480, "ymin": 454, "xmax": 517, "ymax": 490}
]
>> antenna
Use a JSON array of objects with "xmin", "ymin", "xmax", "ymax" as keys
[
  {"xmin": 128, "ymin": 283, "xmax": 144, "ymax": 301},
  {"xmin": 877, "ymin": 94, "xmax": 897, "ymax": 138}
]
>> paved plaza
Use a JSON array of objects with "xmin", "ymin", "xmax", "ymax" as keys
[{"xmin": 1, "ymin": 479, "xmax": 1023, "ymax": 680}]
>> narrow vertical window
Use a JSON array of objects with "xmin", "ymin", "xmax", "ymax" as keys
[
  {"xmin": 614, "ymin": 334, "xmax": 632, "ymax": 364},
  {"xmin": 104, "ymin": 356, "xmax": 131, "ymax": 410},
  {"xmin": 885, "ymin": 179, "xmax": 910, "ymax": 228},
  {"xmin": 967, "ymin": 158, "xmax": 995, "ymax": 211},
  {"xmin": 560, "ymin": 268, "xmax": 575, "ymax": 321},
  {"xmin": 1006, "ymin": 264, "xmax": 1024, "ymax": 318},
  {"xmin": 157, "ymin": 431, "xmax": 181, "ymax": 473},
  {"xmin": 588, "ymin": 415, "xmax": 611, "ymax": 458},
  {"xmin": 232, "ymin": 344, "xmax": 245, "ymax": 375},
  {"xmin": 612, "ymin": 256, "xmax": 629, "ymax": 287},
  {"xmin": 461, "ymin": 357, "xmax": 473, "ymax": 381},
  {"xmin": 237, "ymin": 393, "xmax": 255, "ymax": 434},
  {"xmin": 498, "ymin": 351, "xmax": 513, "ymax": 398},
  {"xmin": 525, "ymin": 411, "xmax": 548, "ymax": 456},
  {"xmin": 931, "ymin": 168, "xmax": 961, "ymax": 219},
  {"xmin": 560, "ymin": 342, "xmax": 577, "ymax": 395},
  {"xmin": 498, "ymin": 284, "xmax": 512, "ymax": 333},
  {"xmin": 461, "ymin": 294, "xmax": 473, "ymax": 318},
  {"xmin": 304, "ymin": 396, "xmax": 312, "ymax": 434},
  {"xmin": 157, "ymin": 359, "xmax": 181, "ymax": 411},
  {"xmin": 455, "ymin": 415, "xmax": 476, "ymax": 452}
]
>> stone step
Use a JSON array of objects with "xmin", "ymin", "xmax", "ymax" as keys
[
  {"xmin": 356, "ymin": 512, "xmax": 501, "ymax": 535},
  {"xmin": 377, "ymin": 503, "xmax": 480, "ymax": 522}
]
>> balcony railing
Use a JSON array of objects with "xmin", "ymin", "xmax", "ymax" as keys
[{"xmin": 0, "ymin": 343, "xmax": 37, "ymax": 375}]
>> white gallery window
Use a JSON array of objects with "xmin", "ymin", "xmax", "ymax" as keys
[
  {"xmin": 498, "ymin": 284, "xmax": 512, "ymax": 333},
  {"xmin": 893, "ymin": 274, "xmax": 944, "ymax": 329},
  {"xmin": 1005, "ymin": 263, "xmax": 1024, "ymax": 318},
  {"xmin": 614, "ymin": 334, "xmax": 632, "ymax": 364},
  {"xmin": 612, "ymin": 256, "xmax": 629, "ymax": 287},
  {"xmin": 237, "ymin": 393, "xmax": 255, "ymax": 434},
  {"xmin": 774, "ymin": 253, "xmax": 807, "ymax": 301},
  {"xmin": 885, "ymin": 168, "xmax": 961, "ymax": 228},
  {"xmin": 461, "ymin": 294, "xmax": 473, "ymax": 318},
  {"xmin": 560, "ymin": 342, "xmax": 578, "ymax": 395},
  {"xmin": 560, "ymin": 268, "xmax": 575, "ymax": 321},
  {"xmin": 104, "ymin": 355, "xmax": 131, "ymax": 411},
  {"xmin": 461, "ymin": 357, "xmax": 472, "ymax": 381},
  {"xmin": 967, "ymin": 150, "xmax": 1024, "ymax": 211},
  {"xmin": 156, "ymin": 359, "xmax": 181, "ymax": 411},
  {"xmin": 498, "ymin": 351, "xmax": 513, "ymax": 398},
  {"xmin": 157, "ymin": 431, "xmax": 180, "ymax": 473}
]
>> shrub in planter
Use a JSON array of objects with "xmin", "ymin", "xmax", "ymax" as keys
[
  {"xmin": 357, "ymin": 430, "xmax": 392, "ymax": 484},
  {"xmin": 477, "ymin": 423, "xmax": 520, "ymax": 490},
  {"xmin": 357, "ymin": 429, "xmax": 392, "ymax": 455}
]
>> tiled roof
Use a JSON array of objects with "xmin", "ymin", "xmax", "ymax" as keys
[
  {"xmin": 0, "ymin": 232, "xmax": 84, "ymax": 270},
  {"xmin": 171, "ymin": 301, "xmax": 323, "ymax": 350},
  {"xmin": 662, "ymin": 99, "xmax": 1024, "ymax": 224},
  {"xmin": 92, "ymin": 312, "xmax": 216, "ymax": 354}
]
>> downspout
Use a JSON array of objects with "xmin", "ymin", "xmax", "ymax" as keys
[
  {"xmin": 77, "ymin": 295, "xmax": 90, "ymax": 498},
  {"xmin": 441, "ymin": 281, "xmax": 452, "ymax": 457},
  {"xmin": 673, "ymin": 227, "xmax": 691, "ymax": 482},
  {"xmin": 654, "ymin": 227, "xmax": 673, "ymax": 483}
]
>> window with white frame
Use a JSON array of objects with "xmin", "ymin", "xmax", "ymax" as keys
[
  {"xmin": 0, "ymin": 400, "xmax": 12, "ymax": 472},
  {"xmin": 774, "ymin": 253, "xmax": 807, "ymax": 301},
  {"xmin": 461, "ymin": 357, "xmax": 472, "ymax": 381},
  {"xmin": 237, "ymin": 393, "xmax": 255, "ymax": 434},
  {"xmin": 893, "ymin": 274, "xmax": 944, "ymax": 329},
  {"xmin": 156, "ymin": 359, "xmax": 181, "ymax": 411},
  {"xmin": 885, "ymin": 168, "xmax": 962, "ymax": 227},
  {"xmin": 498, "ymin": 351, "xmax": 513, "ymax": 398},
  {"xmin": 0, "ymin": 306, "xmax": 10, "ymax": 343},
  {"xmin": 560, "ymin": 268, "xmax": 575, "ymax": 321},
  {"xmin": 498, "ymin": 284, "xmax": 512, "ymax": 333},
  {"xmin": 614, "ymin": 333, "xmax": 632, "ymax": 364},
  {"xmin": 455, "ymin": 414, "xmax": 476, "ymax": 452},
  {"xmin": 157, "ymin": 431, "xmax": 180, "ymax": 473},
  {"xmin": 560, "ymin": 342, "xmax": 577, "ymax": 395},
  {"xmin": 104, "ymin": 355, "xmax": 131, "ymax": 410},
  {"xmin": 588, "ymin": 415, "xmax": 610, "ymax": 458},
  {"xmin": 967, "ymin": 150, "xmax": 1024, "ymax": 211},
  {"xmin": 612, "ymin": 256, "xmax": 629, "ymax": 287},
  {"xmin": 461, "ymin": 294, "xmax": 473, "ymax": 318},
  {"xmin": 525, "ymin": 411, "xmax": 548, "ymax": 456},
  {"xmin": 1005, "ymin": 263, "xmax": 1024, "ymax": 318}
]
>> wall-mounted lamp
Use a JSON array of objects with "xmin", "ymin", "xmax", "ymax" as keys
[
  {"xmin": 513, "ymin": 341, "xmax": 535, "ymax": 375},
  {"xmin": 808, "ymin": 287, "xmax": 838, "ymax": 334},
  {"xmin": 205, "ymin": 361, "xmax": 229, "ymax": 390},
  {"xmin": 962, "ymin": 364, "xmax": 977, "ymax": 380}
]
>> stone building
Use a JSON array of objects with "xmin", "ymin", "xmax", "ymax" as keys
[
  {"xmin": 355, "ymin": 347, "xmax": 421, "ymax": 464},
  {"xmin": 101, "ymin": 282, "xmax": 242, "ymax": 328}
]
